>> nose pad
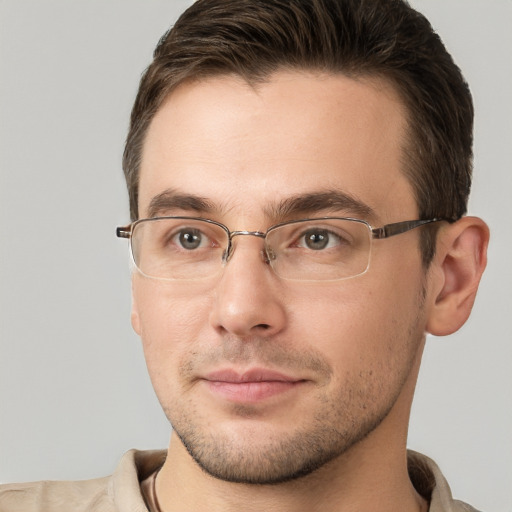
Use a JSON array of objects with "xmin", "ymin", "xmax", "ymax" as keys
[
  {"xmin": 222, "ymin": 231, "xmax": 270, "ymax": 266},
  {"xmin": 261, "ymin": 248, "xmax": 271, "ymax": 265},
  {"xmin": 265, "ymin": 247, "xmax": 277, "ymax": 262},
  {"xmin": 221, "ymin": 246, "xmax": 231, "ymax": 264},
  {"xmin": 222, "ymin": 242, "xmax": 272, "ymax": 266}
]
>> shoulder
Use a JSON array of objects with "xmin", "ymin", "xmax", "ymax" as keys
[
  {"xmin": 407, "ymin": 450, "xmax": 482, "ymax": 512},
  {"xmin": 451, "ymin": 501, "xmax": 482, "ymax": 512},
  {"xmin": 0, "ymin": 449, "xmax": 166, "ymax": 512},
  {"xmin": 0, "ymin": 476, "xmax": 114, "ymax": 512}
]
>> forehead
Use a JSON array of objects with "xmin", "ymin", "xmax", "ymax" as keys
[{"xmin": 139, "ymin": 71, "xmax": 417, "ymax": 224}]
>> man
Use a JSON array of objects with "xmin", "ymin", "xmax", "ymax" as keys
[{"xmin": 0, "ymin": 0, "xmax": 489, "ymax": 511}]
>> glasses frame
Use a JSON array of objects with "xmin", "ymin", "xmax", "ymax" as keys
[{"xmin": 116, "ymin": 216, "xmax": 452, "ymax": 281}]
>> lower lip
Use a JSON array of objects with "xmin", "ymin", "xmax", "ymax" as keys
[{"xmin": 205, "ymin": 380, "xmax": 302, "ymax": 403}]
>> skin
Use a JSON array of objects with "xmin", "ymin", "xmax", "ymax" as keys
[{"xmin": 131, "ymin": 71, "xmax": 488, "ymax": 511}]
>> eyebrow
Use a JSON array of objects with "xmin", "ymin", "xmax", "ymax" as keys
[
  {"xmin": 147, "ymin": 189, "xmax": 216, "ymax": 218},
  {"xmin": 265, "ymin": 190, "xmax": 375, "ymax": 221},
  {"xmin": 146, "ymin": 188, "xmax": 374, "ymax": 222}
]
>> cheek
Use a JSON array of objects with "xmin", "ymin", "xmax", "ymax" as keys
[
  {"xmin": 287, "ymin": 266, "xmax": 424, "ymax": 373},
  {"xmin": 132, "ymin": 277, "xmax": 214, "ymax": 371}
]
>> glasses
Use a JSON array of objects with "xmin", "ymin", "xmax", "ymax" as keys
[{"xmin": 116, "ymin": 216, "xmax": 446, "ymax": 282}]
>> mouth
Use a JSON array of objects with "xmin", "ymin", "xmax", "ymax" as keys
[{"xmin": 201, "ymin": 368, "xmax": 307, "ymax": 403}]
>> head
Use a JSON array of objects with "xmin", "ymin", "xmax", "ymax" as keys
[
  {"xmin": 122, "ymin": 0, "xmax": 488, "ymax": 487},
  {"xmin": 123, "ymin": 0, "xmax": 474, "ymax": 266}
]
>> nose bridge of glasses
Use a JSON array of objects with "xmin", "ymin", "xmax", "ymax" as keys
[
  {"xmin": 224, "ymin": 230, "xmax": 270, "ymax": 263},
  {"xmin": 230, "ymin": 230, "xmax": 266, "ymax": 239}
]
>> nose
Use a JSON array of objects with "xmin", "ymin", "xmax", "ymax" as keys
[{"xmin": 209, "ymin": 235, "xmax": 287, "ymax": 338}]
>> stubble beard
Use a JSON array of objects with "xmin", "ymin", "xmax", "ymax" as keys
[
  {"xmin": 171, "ymin": 394, "xmax": 396, "ymax": 485},
  {"xmin": 162, "ymin": 325, "xmax": 424, "ymax": 486}
]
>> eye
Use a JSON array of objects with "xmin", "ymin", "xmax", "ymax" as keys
[
  {"xmin": 174, "ymin": 228, "xmax": 209, "ymax": 250},
  {"xmin": 298, "ymin": 228, "xmax": 342, "ymax": 250}
]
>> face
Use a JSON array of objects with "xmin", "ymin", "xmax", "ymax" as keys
[{"xmin": 132, "ymin": 71, "xmax": 429, "ymax": 484}]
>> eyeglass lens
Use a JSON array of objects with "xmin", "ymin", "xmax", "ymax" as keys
[{"xmin": 130, "ymin": 218, "xmax": 372, "ymax": 281}]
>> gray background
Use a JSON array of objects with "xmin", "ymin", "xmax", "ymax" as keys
[{"xmin": 0, "ymin": 1, "xmax": 510, "ymax": 510}]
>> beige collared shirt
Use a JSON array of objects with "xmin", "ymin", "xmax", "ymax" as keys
[{"xmin": 0, "ymin": 449, "xmax": 480, "ymax": 511}]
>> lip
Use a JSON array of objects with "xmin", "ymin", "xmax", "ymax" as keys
[{"xmin": 202, "ymin": 368, "xmax": 306, "ymax": 403}]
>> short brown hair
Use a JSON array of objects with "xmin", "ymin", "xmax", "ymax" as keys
[{"xmin": 123, "ymin": 0, "xmax": 473, "ymax": 264}]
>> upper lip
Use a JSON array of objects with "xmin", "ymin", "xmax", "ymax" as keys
[{"xmin": 203, "ymin": 368, "xmax": 303, "ymax": 383}]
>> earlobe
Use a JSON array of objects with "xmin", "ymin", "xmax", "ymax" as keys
[{"xmin": 426, "ymin": 216, "xmax": 489, "ymax": 336}]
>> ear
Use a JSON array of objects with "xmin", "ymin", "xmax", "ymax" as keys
[
  {"xmin": 131, "ymin": 280, "xmax": 142, "ymax": 336},
  {"xmin": 426, "ymin": 216, "xmax": 489, "ymax": 336}
]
